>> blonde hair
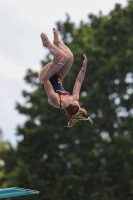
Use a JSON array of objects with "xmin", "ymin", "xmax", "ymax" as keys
[{"xmin": 65, "ymin": 105, "xmax": 92, "ymax": 127}]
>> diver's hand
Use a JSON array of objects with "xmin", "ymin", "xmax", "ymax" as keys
[
  {"xmin": 80, "ymin": 54, "xmax": 88, "ymax": 73},
  {"xmin": 82, "ymin": 54, "xmax": 88, "ymax": 67},
  {"xmin": 53, "ymin": 53, "xmax": 63, "ymax": 66}
]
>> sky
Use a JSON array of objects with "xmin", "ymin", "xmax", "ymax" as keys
[{"xmin": 0, "ymin": 0, "xmax": 128, "ymax": 146}]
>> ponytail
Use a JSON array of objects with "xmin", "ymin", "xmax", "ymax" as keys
[{"xmin": 65, "ymin": 105, "xmax": 93, "ymax": 127}]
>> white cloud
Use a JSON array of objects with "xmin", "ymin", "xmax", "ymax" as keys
[
  {"xmin": 0, "ymin": 0, "xmax": 128, "ymax": 27},
  {"xmin": 0, "ymin": 55, "xmax": 25, "ymax": 79}
]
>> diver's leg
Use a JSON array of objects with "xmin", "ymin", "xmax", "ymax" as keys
[
  {"xmin": 40, "ymin": 32, "xmax": 68, "ymax": 61},
  {"xmin": 53, "ymin": 28, "xmax": 72, "ymax": 54},
  {"xmin": 53, "ymin": 28, "xmax": 74, "ymax": 79},
  {"xmin": 39, "ymin": 61, "xmax": 52, "ymax": 84},
  {"xmin": 40, "ymin": 32, "xmax": 68, "ymax": 80}
]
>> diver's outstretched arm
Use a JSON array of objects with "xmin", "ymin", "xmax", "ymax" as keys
[{"xmin": 72, "ymin": 54, "xmax": 88, "ymax": 100}]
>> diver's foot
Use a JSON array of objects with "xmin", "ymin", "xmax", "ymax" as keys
[
  {"xmin": 53, "ymin": 28, "xmax": 60, "ymax": 46},
  {"xmin": 40, "ymin": 32, "xmax": 49, "ymax": 47}
]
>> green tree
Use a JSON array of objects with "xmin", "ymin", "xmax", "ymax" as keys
[
  {"xmin": 0, "ymin": 129, "xmax": 17, "ymax": 189},
  {"xmin": 5, "ymin": 1, "xmax": 133, "ymax": 199}
]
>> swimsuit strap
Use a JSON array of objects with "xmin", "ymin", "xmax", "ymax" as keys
[
  {"xmin": 58, "ymin": 93, "xmax": 70, "ymax": 109},
  {"xmin": 58, "ymin": 94, "xmax": 62, "ymax": 109}
]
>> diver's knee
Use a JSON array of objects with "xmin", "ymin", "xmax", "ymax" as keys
[
  {"xmin": 66, "ymin": 52, "xmax": 74, "ymax": 62},
  {"xmin": 62, "ymin": 53, "xmax": 68, "ymax": 65}
]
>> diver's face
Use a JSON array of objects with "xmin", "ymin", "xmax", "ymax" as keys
[{"xmin": 66, "ymin": 97, "xmax": 79, "ymax": 107}]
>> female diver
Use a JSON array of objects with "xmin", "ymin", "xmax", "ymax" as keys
[{"xmin": 39, "ymin": 28, "xmax": 92, "ymax": 127}]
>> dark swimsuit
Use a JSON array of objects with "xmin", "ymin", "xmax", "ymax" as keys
[{"xmin": 42, "ymin": 74, "xmax": 70, "ymax": 109}]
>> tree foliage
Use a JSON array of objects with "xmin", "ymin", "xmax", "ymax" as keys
[
  {"xmin": 1, "ymin": 1, "xmax": 133, "ymax": 199},
  {"xmin": 0, "ymin": 129, "xmax": 17, "ymax": 189}
]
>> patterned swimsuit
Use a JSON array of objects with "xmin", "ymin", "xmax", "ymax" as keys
[{"xmin": 42, "ymin": 74, "xmax": 70, "ymax": 108}]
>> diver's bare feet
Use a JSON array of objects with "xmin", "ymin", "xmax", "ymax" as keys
[
  {"xmin": 53, "ymin": 28, "xmax": 60, "ymax": 46},
  {"xmin": 40, "ymin": 32, "xmax": 49, "ymax": 47}
]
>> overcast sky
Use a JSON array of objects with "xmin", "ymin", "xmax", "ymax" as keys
[{"xmin": 0, "ymin": 0, "xmax": 128, "ymax": 146}]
